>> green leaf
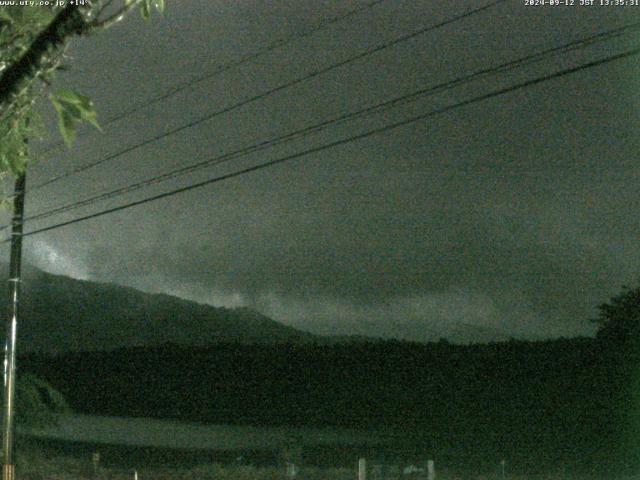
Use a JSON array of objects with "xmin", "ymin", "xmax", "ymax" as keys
[
  {"xmin": 53, "ymin": 89, "xmax": 90, "ymax": 108},
  {"xmin": 58, "ymin": 100, "xmax": 83, "ymax": 120},
  {"xmin": 59, "ymin": 110, "xmax": 77, "ymax": 147},
  {"xmin": 5, "ymin": 6, "xmax": 23, "ymax": 23},
  {"xmin": 7, "ymin": 149, "xmax": 25, "ymax": 175},
  {"xmin": 0, "ymin": 8, "xmax": 13, "ymax": 23},
  {"xmin": 155, "ymin": 0, "xmax": 165, "ymax": 14},
  {"xmin": 0, "ymin": 153, "xmax": 8, "ymax": 173},
  {"xmin": 50, "ymin": 90, "xmax": 101, "ymax": 146},
  {"xmin": 141, "ymin": 0, "xmax": 152, "ymax": 20}
]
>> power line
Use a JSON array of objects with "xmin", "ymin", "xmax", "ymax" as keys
[
  {"xmin": 13, "ymin": 46, "xmax": 639, "ymax": 242},
  {"xmin": 36, "ymin": 0, "xmax": 389, "ymax": 156},
  {"xmin": 29, "ymin": 0, "xmax": 505, "ymax": 193},
  {"xmin": 13, "ymin": 21, "xmax": 640, "ymax": 229}
]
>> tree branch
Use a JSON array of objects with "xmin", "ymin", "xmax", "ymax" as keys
[{"xmin": 0, "ymin": 4, "xmax": 88, "ymax": 114}]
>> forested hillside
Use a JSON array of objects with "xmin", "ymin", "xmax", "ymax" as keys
[{"xmin": 20, "ymin": 336, "xmax": 640, "ymax": 474}]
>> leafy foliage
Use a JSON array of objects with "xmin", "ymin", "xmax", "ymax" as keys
[
  {"xmin": 595, "ymin": 284, "xmax": 640, "ymax": 346},
  {"xmin": 127, "ymin": 0, "xmax": 164, "ymax": 20},
  {"xmin": 0, "ymin": 111, "xmax": 30, "ymax": 176},
  {"xmin": 1, "ymin": 4, "xmax": 102, "ymax": 157},
  {"xmin": 14, "ymin": 373, "xmax": 69, "ymax": 428},
  {"xmin": 0, "ymin": 7, "xmax": 55, "ymax": 58},
  {"xmin": 0, "ymin": 1, "xmax": 165, "ymax": 178},
  {"xmin": 0, "ymin": 6, "xmax": 56, "ymax": 177},
  {"xmin": 50, "ymin": 90, "xmax": 100, "ymax": 146}
]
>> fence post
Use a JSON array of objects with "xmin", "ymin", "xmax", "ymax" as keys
[
  {"xmin": 91, "ymin": 452, "xmax": 100, "ymax": 478},
  {"xmin": 427, "ymin": 459, "xmax": 435, "ymax": 480},
  {"xmin": 286, "ymin": 462, "xmax": 298, "ymax": 479},
  {"xmin": 358, "ymin": 458, "xmax": 366, "ymax": 480}
]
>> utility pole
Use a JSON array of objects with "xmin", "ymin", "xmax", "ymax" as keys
[{"xmin": 2, "ymin": 172, "xmax": 26, "ymax": 480}]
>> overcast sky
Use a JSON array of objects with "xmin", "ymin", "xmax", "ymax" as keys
[{"xmin": 2, "ymin": 0, "xmax": 639, "ymax": 342}]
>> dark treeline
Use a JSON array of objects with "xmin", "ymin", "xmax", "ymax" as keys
[{"xmin": 18, "ymin": 335, "xmax": 640, "ymax": 474}]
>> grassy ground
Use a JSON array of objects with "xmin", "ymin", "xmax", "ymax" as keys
[
  {"xmin": 13, "ymin": 449, "xmax": 640, "ymax": 480},
  {"xmin": 14, "ymin": 437, "xmax": 640, "ymax": 480},
  {"xmin": 16, "ymin": 449, "xmax": 355, "ymax": 480}
]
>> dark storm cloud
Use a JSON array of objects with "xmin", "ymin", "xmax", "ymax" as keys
[{"xmin": 12, "ymin": 1, "xmax": 640, "ymax": 341}]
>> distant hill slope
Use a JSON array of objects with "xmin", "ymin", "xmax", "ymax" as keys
[
  {"xmin": 0, "ymin": 264, "xmax": 317, "ymax": 353},
  {"xmin": 0, "ymin": 264, "xmax": 517, "ymax": 352}
]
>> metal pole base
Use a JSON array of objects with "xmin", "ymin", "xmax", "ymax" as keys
[{"xmin": 3, "ymin": 463, "xmax": 14, "ymax": 480}]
